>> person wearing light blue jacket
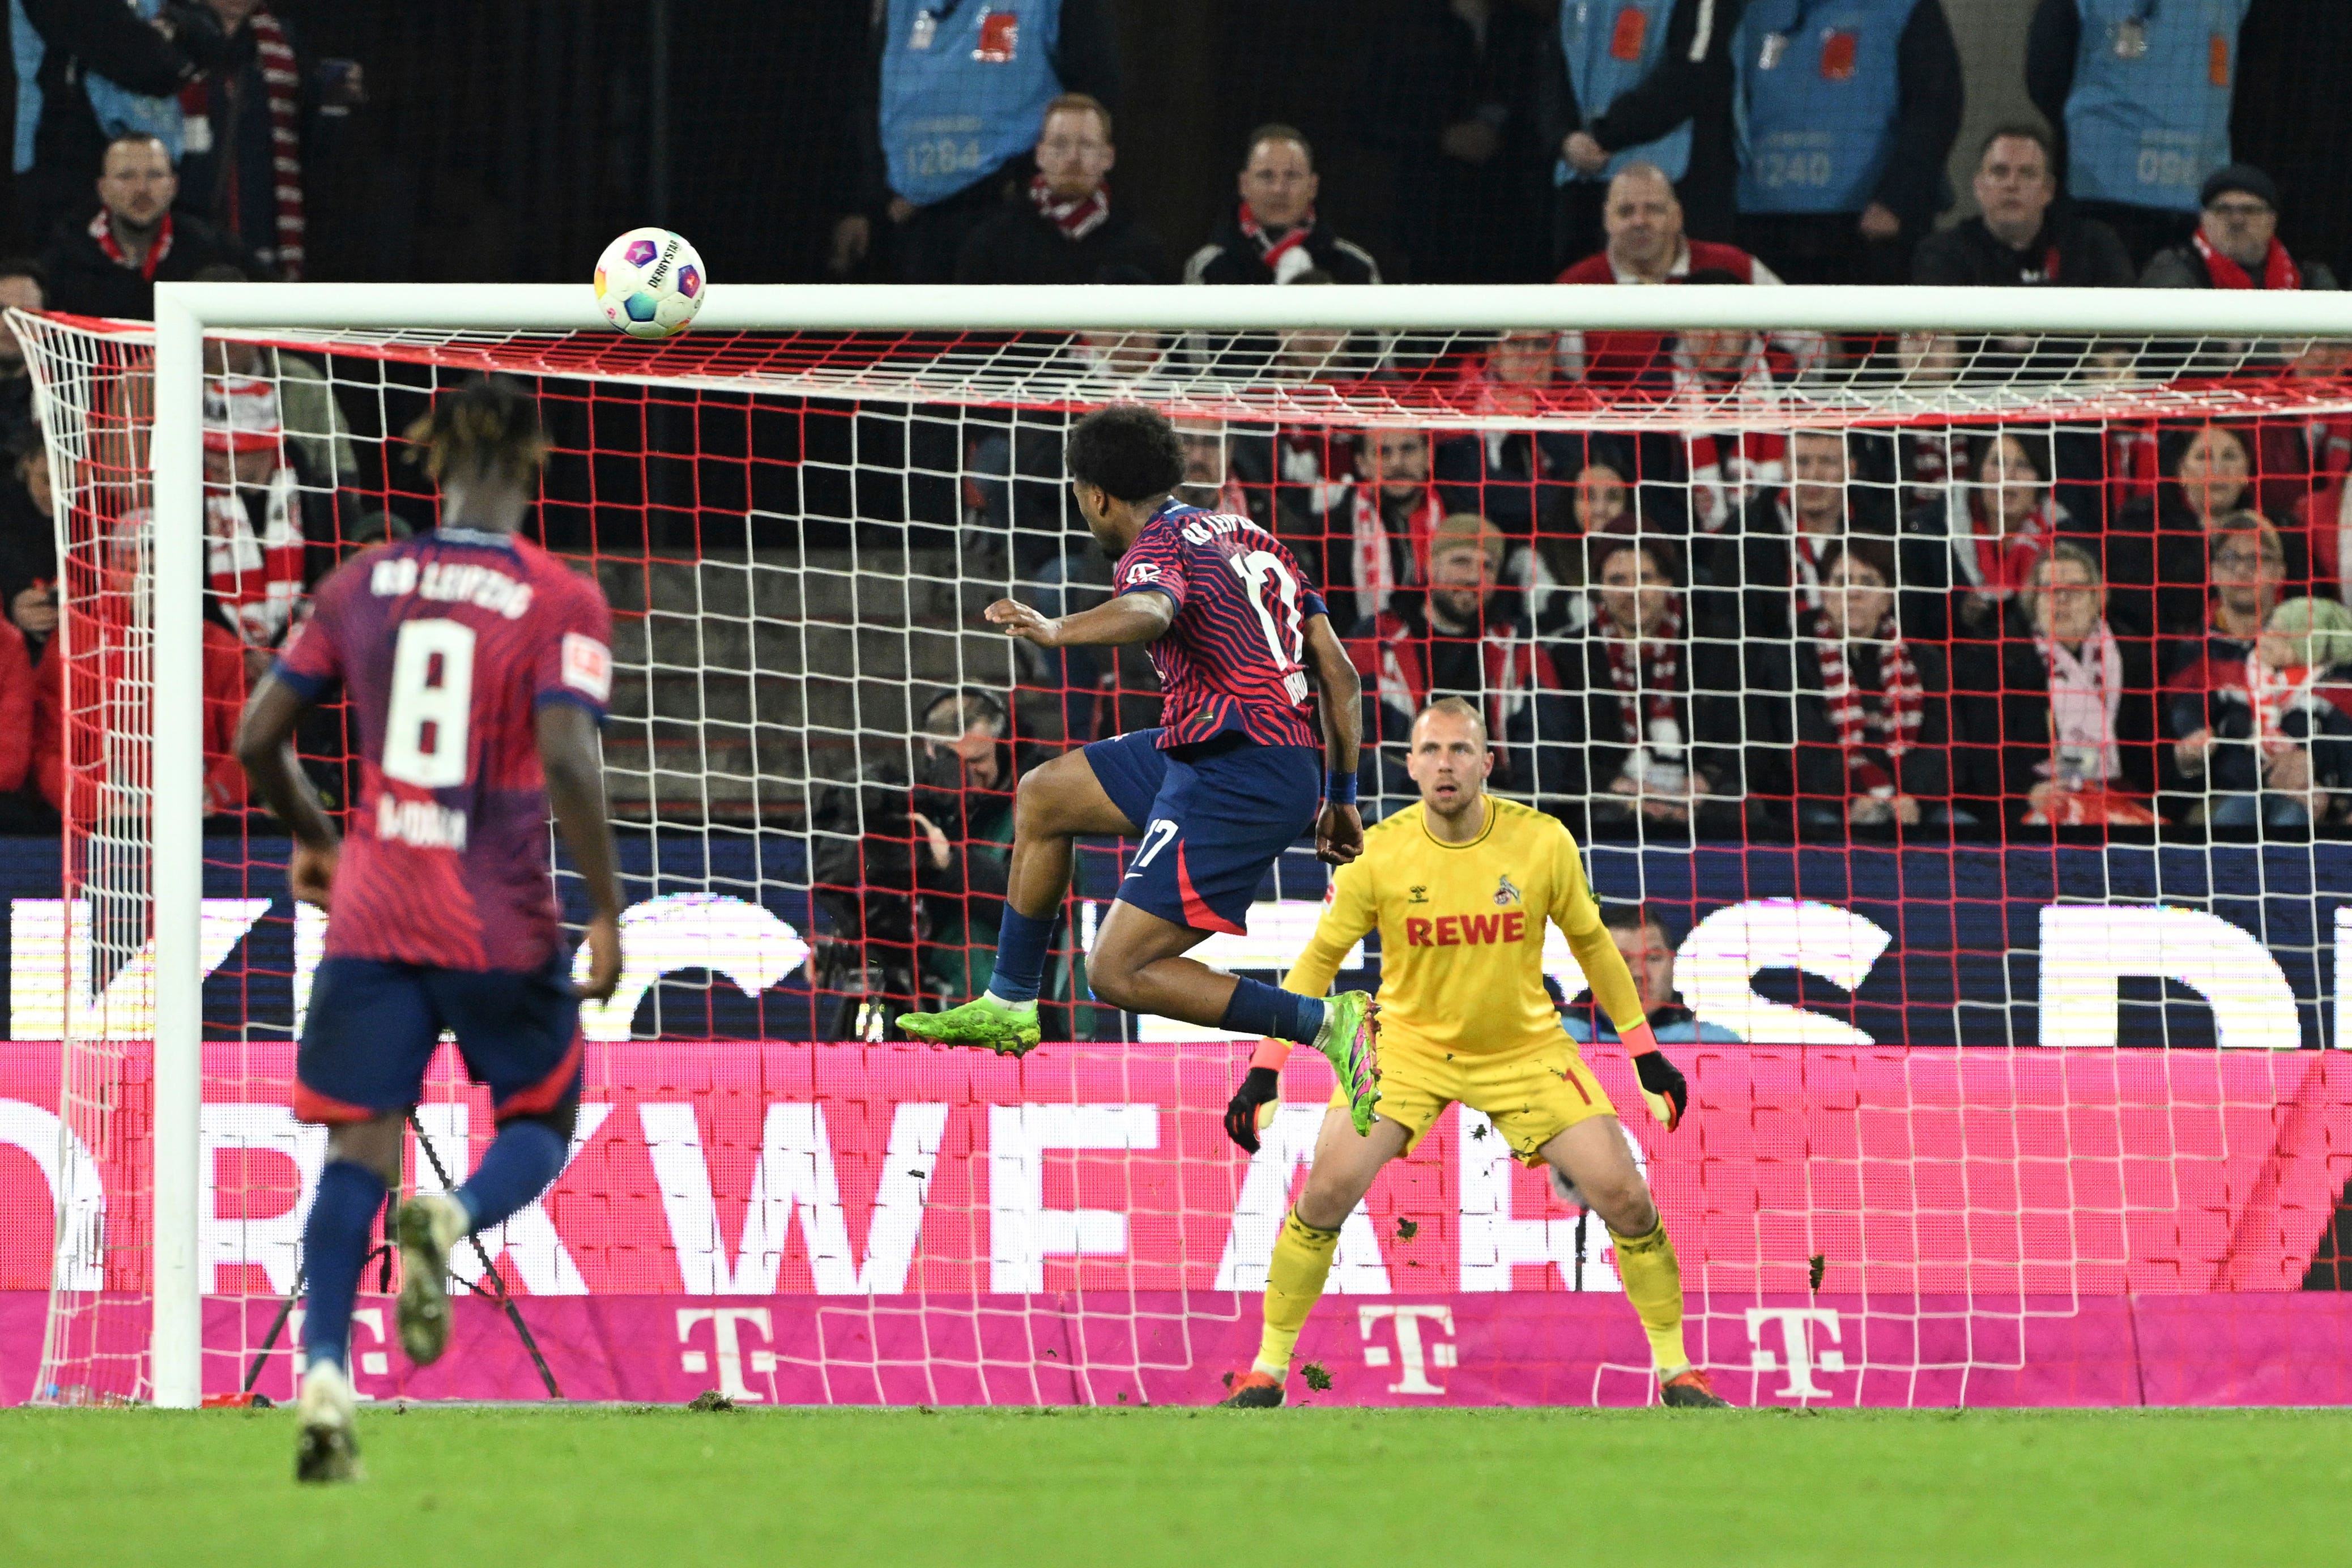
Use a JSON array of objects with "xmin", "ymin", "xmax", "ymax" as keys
[{"xmin": 1560, "ymin": 902, "xmax": 1744, "ymax": 1045}]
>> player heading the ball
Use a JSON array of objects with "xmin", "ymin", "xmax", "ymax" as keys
[
  {"xmin": 901, "ymin": 404, "xmax": 1381, "ymax": 1126},
  {"xmin": 1217, "ymin": 698, "xmax": 1727, "ymax": 1409},
  {"xmin": 237, "ymin": 376, "xmax": 626, "ymax": 1482}
]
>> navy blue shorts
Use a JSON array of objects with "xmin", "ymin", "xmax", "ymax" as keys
[
  {"xmin": 295, "ymin": 949, "xmax": 585, "ymax": 1126},
  {"xmin": 1081, "ymin": 729, "xmax": 1320, "ymax": 935}
]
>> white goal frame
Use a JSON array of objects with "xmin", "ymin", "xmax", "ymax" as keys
[{"xmin": 134, "ymin": 279, "xmax": 2352, "ymax": 1407}]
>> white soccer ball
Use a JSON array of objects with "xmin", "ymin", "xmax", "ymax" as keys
[{"xmin": 594, "ymin": 227, "xmax": 707, "ymax": 339}]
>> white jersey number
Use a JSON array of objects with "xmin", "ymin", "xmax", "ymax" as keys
[
  {"xmin": 1228, "ymin": 550, "xmax": 1310, "ymax": 704},
  {"xmin": 381, "ymin": 617, "xmax": 477, "ymax": 789}
]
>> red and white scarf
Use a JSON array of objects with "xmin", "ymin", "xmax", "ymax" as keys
[
  {"xmin": 1814, "ymin": 612, "xmax": 1921, "ymax": 796},
  {"xmin": 1779, "ymin": 498, "xmax": 1831, "ymax": 610},
  {"xmin": 2037, "ymin": 624, "xmax": 2124, "ymax": 781},
  {"xmin": 1350, "ymin": 484, "xmax": 1440, "ymax": 617},
  {"xmin": 1602, "ymin": 596, "xmax": 1684, "ymax": 750},
  {"xmin": 2193, "ymin": 229, "xmax": 2300, "ymax": 292},
  {"xmin": 1029, "ymin": 173, "xmax": 1109, "ymax": 242},
  {"xmin": 206, "ymin": 467, "xmax": 306, "ymax": 646},
  {"xmin": 90, "ymin": 208, "xmax": 172, "ymax": 279},
  {"xmin": 1956, "ymin": 493, "xmax": 2059, "ymax": 596},
  {"xmin": 176, "ymin": 10, "xmax": 306, "ymax": 278},
  {"xmin": 1238, "ymin": 201, "xmax": 1316, "ymax": 281},
  {"xmin": 2246, "ymin": 654, "xmax": 2311, "ymax": 747}
]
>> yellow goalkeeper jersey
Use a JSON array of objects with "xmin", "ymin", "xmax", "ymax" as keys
[{"xmin": 1281, "ymin": 796, "xmax": 1646, "ymax": 1058}]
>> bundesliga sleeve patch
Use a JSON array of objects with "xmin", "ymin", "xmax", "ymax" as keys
[
  {"xmin": 561, "ymin": 632, "xmax": 613, "ymax": 702},
  {"xmin": 1124, "ymin": 561, "xmax": 1162, "ymax": 585}
]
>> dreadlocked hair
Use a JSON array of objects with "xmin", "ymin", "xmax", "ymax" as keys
[{"xmin": 403, "ymin": 375, "xmax": 548, "ymax": 485}]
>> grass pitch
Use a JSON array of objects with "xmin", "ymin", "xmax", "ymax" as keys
[{"xmin": 2, "ymin": 1404, "xmax": 2342, "ymax": 1566}]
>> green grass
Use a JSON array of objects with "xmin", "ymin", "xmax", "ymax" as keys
[{"xmin": 3, "ymin": 1405, "xmax": 2345, "ymax": 1566}]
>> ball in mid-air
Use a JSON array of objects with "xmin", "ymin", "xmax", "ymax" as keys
[{"xmin": 594, "ymin": 227, "xmax": 706, "ymax": 339}]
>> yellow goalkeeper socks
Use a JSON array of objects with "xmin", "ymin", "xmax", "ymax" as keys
[
  {"xmin": 1609, "ymin": 1216, "xmax": 1691, "ymax": 1373},
  {"xmin": 1254, "ymin": 1208, "xmax": 1342, "ymax": 1377}
]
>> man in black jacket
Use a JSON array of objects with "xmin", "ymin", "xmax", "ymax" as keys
[
  {"xmin": 14, "ymin": 0, "xmax": 235, "ymax": 248},
  {"xmin": 41, "ymin": 131, "xmax": 257, "ymax": 319},
  {"xmin": 955, "ymin": 94, "xmax": 1169, "ymax": 284},
  {"xmin": 1183, "ymin": 125, "xmax": 1382, "ymax": 286},
  {"xmin": 1914, "ymin": 125, "xmax": 2133, "ymax": 288}
]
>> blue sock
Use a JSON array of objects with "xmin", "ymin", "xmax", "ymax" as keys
[
  {"xmin": 453, "ymin": 1119, "xmax": 569, "ymax": 1233},
  {"xmin": 1222, "ymin": 978, "xmax": 1326, "ymax": 1044},
  {"xmin": 300, "ymin": 1159, "xmax": 387, "ymax": 1375},
  {"xmin": 983, "ymin": 907, "xmax": 1054, "ymax": 1005}
]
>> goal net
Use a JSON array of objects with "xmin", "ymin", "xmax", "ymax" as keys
[{"xmin": 13, "ymin": 284, "xmax": 2352, "ymax": 1410}]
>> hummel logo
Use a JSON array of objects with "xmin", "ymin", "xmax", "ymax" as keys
[
  {"xmin": 1407, "ymin": 885, "xmax": 1429, "ymax": 905},
  {"xmin": 1494, "ymin": 874, "xmax": 1520, "ymax": 906}
]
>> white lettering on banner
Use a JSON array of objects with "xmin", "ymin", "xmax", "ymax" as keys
[
  {"xmin": 2039, "ymin": 906, "xmax": 2300, "ymax": 1050},
  {"xmin": 1359, "ymin": 1305, "xmax": 1457, "ymax": 1395},
  {"xmin": 0, "ymin": 1099, "xmax": 104, "ymax": 1290},
  {"xmin": 199, "ymin": 1103, "xmax": 325, "ymax": 1294},
  {"xmin": 1748, "ymin": 1306, "xmax": 1846, "ymax": 1400},
  {"xmin": 1136, "ymin": 904, "xmax": 1365, "ymax": 1043},
  {"xmin": 573, "ymin": 894, "xmax": 811, "ymax": 1043},
  {"xmin": 1675, "ymin": 899, "xmax": 1892, "ymax": 1045},
  {"xmin": 640, "ymin": 1101, "xmax": 947, "ymax": 1294},
  {"xmin": 988, "ymin": 1104, "xmax": 1158, "ymax": 1293},
  {"xmin": 1458, "ymin": 1111, "xmax": 1644, "ymax": 1292},
  {"xmin": 288, "ymin": 1306, "xmax": 390, "ymax": 1386},
  {"xmin": 411, "ymin": 1103, "xmax": 615, "ymax": 1295},
  {"xmin": 678, "ymin": 1308, "xmax": 777, "ymax": 1401},
  {"xmin": 1213, "ymin": 1103, "xmax": 1391, "ymax": 1294},
  {"xmin": 8, "ymin": 897, "xmax": 270, "ymax": 1041}
]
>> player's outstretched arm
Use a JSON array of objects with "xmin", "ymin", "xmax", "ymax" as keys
[
  {"xmin": 235, "ymin": 674, "xmax": 340, "ymax": 910},
  {"xmin": 983, "ymin": 589, "xmax": 1172, "ymax": 649},
  {"xmin": 1302, "ymin": 614, "xmax": 1364, "ymax": 866},
  {"xmin": 536, "ymin": 701, "xmax": 627, "ymax": 1003}
]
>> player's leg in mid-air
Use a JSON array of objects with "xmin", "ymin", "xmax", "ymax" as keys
[
  {"xmin": 291, "ymin": 956, "xmax": 587, "ymax": 1482},
  {"xmin": 904, "ymin": 731, "xmax": 1378, "ymax": 1120},
  {"xmin": 1220, "ymin": 1105, "xmax": 1409, "ymax": 1408},
  {"xmin": 1537, "ymin": 1113, "xmax": 1729, "ymax": 1408}
]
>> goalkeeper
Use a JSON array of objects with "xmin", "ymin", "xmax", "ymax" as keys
[{"xmin": 1217, "ymin": 697, "xmax": 1725, "ymax": 1409}]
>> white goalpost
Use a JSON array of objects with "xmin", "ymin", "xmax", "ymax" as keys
[{"xmin": 25, "ymin": 279, "xmax": 2352, "ymax": 1409}]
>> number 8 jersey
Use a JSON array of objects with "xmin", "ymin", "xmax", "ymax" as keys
[
  {"xmin": 274, "ymin": 527, "xmax": 616, "ymax": 973},
  {"xmin": 1113, "ymin": 501, "xmax": 1329, "ymax": 751}
]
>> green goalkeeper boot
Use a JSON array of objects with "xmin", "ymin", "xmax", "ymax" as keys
[
  {"xmin": 898, "ymin": 992, "xmax": 1041, "ymax": 1056},
  {"xmin": 1313, "ymin": 991, "xmax": 1382, "ymax": 1136}
]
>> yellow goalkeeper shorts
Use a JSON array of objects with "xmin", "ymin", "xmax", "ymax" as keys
[{"xmin": 1327, "ymin": 1033, "xmax": 1616, "ymax": 1166}]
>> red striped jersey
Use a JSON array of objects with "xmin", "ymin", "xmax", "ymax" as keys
[
  {"xmin": 274, "ymin": 528, "xmax": 614, "ymax": 973},
  {"xmin": 1114, "ymin": 501, "xmax": 1327, "ymax": 750}
]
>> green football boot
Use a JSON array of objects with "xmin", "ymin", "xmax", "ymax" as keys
[
  {"xmin": 898, "ymin": 992, "xmax": 1042, "ymax": 1056},
  {"xmin": 1313, "ymin": 990, "xmax": 1382, "ymax": 1136}
]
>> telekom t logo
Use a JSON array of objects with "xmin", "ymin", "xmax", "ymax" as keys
[
  {"xmin": 678, "ymin": 1308, "xmax": 777, "ymax": 1402},
  {"xmin": 1745, "ymin": 1306, "xmax": 1846, "ymax": 1399},
  {"xmin": 1358, "ymin": 1305, "xmax": 1458, "ymax": 1395}
]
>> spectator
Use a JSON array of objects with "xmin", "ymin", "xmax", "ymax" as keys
[
  {"xmin": 2026, "ymin": 0, "xmax": 2248, "ymax": 269},
  {"xmin": 1555, "ymin": 532, "xmax": 1747, "ymax": 838},
  {"xmin": 202, "ymin": 374, "xmax": 336, "ymax": 672},
  {"xmin": 1959, "ymin": 541, "xmax": 2161, "ymax": 830},
  {"xmin": 908, "ymin": 688, "xmax": 1021, "ymax": 1001},
  {"xmin": 1562, "ymin": 903, "xmax": 1742, "ymax": 1045},
  {"xmin": 172, "ymin": 0, "xmax": 363, "ymax": 279},
  {"xmin": 1435, "ymin": 331, "xmax": 1602, "ymax": 546},
  {"xmin": 1556, "ymin": 164, "xmax": 1783, "ymax": 389},
  {"xmin": 1899, "ymin": 428, "xmax": 2078, "ymax": 645},
  {"xmin": 1766, "ymin": 537, "xmax": 1954, "ymax": 836},
  {"xmin": 2103, "ymin": 425, "xmax": 2305, "ymax": 638},
  {"xmin": 0, "ymin": 259, "xmax": 44, "ymax": 430},
  {"xmin": 13, "ymin": 0, "xmax": 236, "ymax": 247},
  {"xmin": 1731, "ymin": 0, "xmax": 1963, "ymax": 287},
  {"xmin": 193, "ymin": 265, "xmax": 358, "ymax": 485},
  {"xmin": 1358, "ymin": 0, "xmax": 1545, "ymax": 283},
  {"xmin": 1912, "ymin": 124, "xmax": 2133, "ymax": 287},
  {"xmin": 2165, "ymin": 595, "xmax": 2352, "ymax": 831},
  {"xmin": 1538, "ymin": 0, "xmax": 1743, "ymax": 268},
  {"xmin": 1183, "ymin": 126, "xmax": 1381, "ymax": 286},
  {"xmin": 953, "ymin": 94, "xmax": 1169, "ymax": 285},
  {"xmin": 1324, "ymin": 426, "xmax": 1441, "ymax": 634},
  {"xmin": 833, "ymin": 0, "xmax": 1119, "ymax": 284},
  {"xmin": 41, "ymin": 133, "xmax": 257, "ymax": 320},
  {"xmin": 0, "ymin": 420, "xmax": 57, "ymax": 661},
  {"xmin": 1701, "ymin": 428, "xmax": 1897, "ymax": 642},
  {"xmin": 1347, "ymin": 514, "xmax": 1577, "ymax": 809},
  {"xmin": 2140, "ymin": 165, "xmax": 2340, "ymax": 291}
]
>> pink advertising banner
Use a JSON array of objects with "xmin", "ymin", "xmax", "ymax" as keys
[{"xmin": 3, "ymin": 1040, "xmax": 2349, "ymax": 1405}]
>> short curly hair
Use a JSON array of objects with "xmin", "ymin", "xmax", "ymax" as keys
[{"xmin": 1065, "ymin": 404, "xmax": 1186, "ymax": 502}]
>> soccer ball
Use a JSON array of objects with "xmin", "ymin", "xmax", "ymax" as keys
[{"xmin": 594, "ymin": 227, "xmax": 706, "ymax": 339}]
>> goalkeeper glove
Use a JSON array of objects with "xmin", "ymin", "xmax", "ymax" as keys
[
  {"xmin": 1620, "ymin": 1021, "xmax": 1688, "ymax": 1132},
  {"xmin": 1224, "ymin": 1067, "xmax": 1282, "ymax": 1153}
]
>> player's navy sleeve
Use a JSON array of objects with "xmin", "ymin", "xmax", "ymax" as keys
[{"xmin": 531, "ymin": 578, "xmax": 615, "ymax": 720}]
